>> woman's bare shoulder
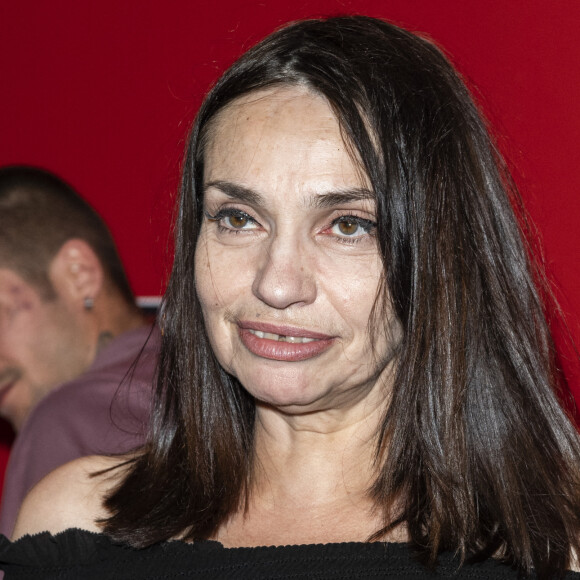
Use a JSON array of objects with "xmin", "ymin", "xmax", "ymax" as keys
[{"xmin": 12, "ymin": 454, "xmax": 129, "ymax": 540}]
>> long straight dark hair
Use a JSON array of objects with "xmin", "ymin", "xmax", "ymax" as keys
[{"xmin": 103, "ymin": 16, "xmax": 580, "ymax": 578}]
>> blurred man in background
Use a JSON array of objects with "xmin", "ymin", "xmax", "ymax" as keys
[{"xmin": 0, "ymin": 166, "xmax": 158, "ymax": 536}]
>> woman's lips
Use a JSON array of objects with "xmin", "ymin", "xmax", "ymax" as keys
[{"xmin": 237, "ymin": 321, "xmax": 335, "ymax": 362}]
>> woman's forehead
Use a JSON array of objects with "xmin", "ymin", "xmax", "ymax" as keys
[
  {"xmin": 207, "ymin": 86, "xmax": 338, "ymax": 149},
  {"xmin": 202, "ymin": 87, "xmax": 372, "ymax": 199}
]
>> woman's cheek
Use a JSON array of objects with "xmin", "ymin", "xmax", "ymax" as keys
[{"xmin": 195, "ymin": 235, "xmax": 236, "ymax": 309}]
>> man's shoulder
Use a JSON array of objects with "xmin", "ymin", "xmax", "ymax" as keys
[
  {"xmin": 22, "ymin": 367, "xmax": 146, "ymax": 431},
  {"xmin": 26, "ymin": 325, "xmax": 159, "ymax": 423},
  {"xmin": 0, "ymin": 330, "xmax": 156, "ymax": 538},
  {"xmin": 11, "ymin": 455, "xmax": 127, "ymax": 540},
  {"xmin": 15, "ymin": 360, "xmax": 152, "ymax": 463}
]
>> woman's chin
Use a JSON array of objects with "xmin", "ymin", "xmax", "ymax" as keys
[{"xmin": 252, "ymin": 387, "xmax": 325, "ymax": 414}]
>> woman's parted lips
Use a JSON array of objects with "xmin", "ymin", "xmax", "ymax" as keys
[
  {"xmin": 236, "ymin": 320, "xmax": 336, "ymax": 361},
  {"xmin": 236, "ymin": 320, "xmax": 335, "ymax": 341}
]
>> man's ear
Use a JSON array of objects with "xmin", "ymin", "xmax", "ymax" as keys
[{"xmin": 48, "ymin": 239, "xmax": 104, "ymax": 307}]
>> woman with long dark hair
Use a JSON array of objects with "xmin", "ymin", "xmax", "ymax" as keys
[{"xmin": 3, "ymin": 15, "xmax": 580, "ymax": 579}]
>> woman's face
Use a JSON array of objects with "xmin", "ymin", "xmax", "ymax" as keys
[{"xmin": 195, "ymin": 86, "xmax": 402, "ymax": 414}]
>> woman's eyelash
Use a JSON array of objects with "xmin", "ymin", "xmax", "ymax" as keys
[
  {"xmin": 322, "ymin": 215, "xmax": 377, "ymax": 246},
  {"xmin": 204, "ymin": 209, "xmax": 376, "ymax": 243},
  {"xmin": 204, "ymin": 208, "xmax": 259, "ymax": 230},
  {"xmin": 330, "ymin": 215, "xmax": 377, "ymax": 233},
  {"xmin": 205, "ymin": 208, "xmax": 250, "ymax": 221}
]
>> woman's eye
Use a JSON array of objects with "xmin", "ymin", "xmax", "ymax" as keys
[
  {"xmin": 205, "ymin": 209, "xmax": 259, "ymax": 231},
  {"xmin": 226, "ymin": 213, "xmax": 250, "ymax": 229},
  {"xmin": 330, "ymin": 216, "xmax": 376, "ymax": 238},
  {"xmin": 335, "ymin": 218, "xmax": 362, "ymax": 236}
]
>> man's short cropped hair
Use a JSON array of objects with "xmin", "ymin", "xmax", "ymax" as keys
[{"xmin": 0, "ymin": 165, "xmax": 135, "ymax": 304}]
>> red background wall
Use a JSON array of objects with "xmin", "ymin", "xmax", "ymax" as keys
[{"xmin": 1, "ymin": 0, "xmax": 579, "ymax": 476}]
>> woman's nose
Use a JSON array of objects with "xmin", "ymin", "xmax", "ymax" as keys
[{"xmin": 251, "ymin": 236, "xmax": 317, "ymax": 310}]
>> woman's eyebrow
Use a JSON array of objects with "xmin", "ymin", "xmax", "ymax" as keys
[
  {"xmin": 309, "ymin": 188, "xmax": 375, "ymax": 208},
  {"xmin": 204, "ymin": 181, "xmax": 374, "ymax": 209},
  {"xmin": 204, "ymin": 180, "xmax": 264, "ymax": 205}
]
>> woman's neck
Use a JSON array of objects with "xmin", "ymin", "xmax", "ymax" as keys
[
  {"xmin": 215, "ymin": 398, "xmax": 402, "ymax": 547},
  {"xmin": 253, "ymin": 401, "xmax": 384, "ymax": 502}
]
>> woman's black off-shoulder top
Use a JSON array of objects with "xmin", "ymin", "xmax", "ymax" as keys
[{"xmin": 1, "ymin": 529, "xmax": 579, "ymax": 579}]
